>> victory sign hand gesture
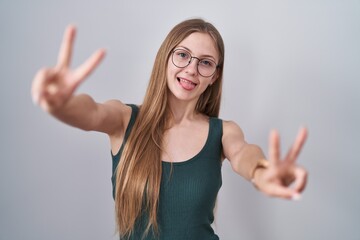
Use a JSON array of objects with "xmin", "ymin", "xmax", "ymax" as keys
[
  {"xmin": 254, "ymin": 127, "xmax": 308, "ymax": 200},
  {"xmin": 31, "ymin": 26, "xmax": 105, "ymax": 112}
]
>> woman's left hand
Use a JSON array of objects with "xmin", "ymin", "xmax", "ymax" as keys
[{"xmin": 253, "ymin": 127, "xmax": 308, "ymax": 200}]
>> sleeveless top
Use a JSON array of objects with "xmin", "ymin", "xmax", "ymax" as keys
[{"xmin": 111, "ymin": 104, "xmax": 223, "ymax": 240}]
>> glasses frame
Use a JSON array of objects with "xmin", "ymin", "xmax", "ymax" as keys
[{"xmin": 171, "ymin": 49, "xmax": 219, "ymax": 77}]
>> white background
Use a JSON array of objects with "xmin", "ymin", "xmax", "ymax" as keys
[{"xmin": 1, "ymin": 0, "xmax": 359, "ymax": 239}]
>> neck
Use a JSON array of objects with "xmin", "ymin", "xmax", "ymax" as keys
[{"xmin": 167, "ymin": 96, "xmax": 199, "ymax": 124}]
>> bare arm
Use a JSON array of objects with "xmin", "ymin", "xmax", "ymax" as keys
[
  {"xmin": 31, "ymin": 25, "xmax": 130, "ymax": 135},
  {"xmin": 50, "ymin": 95, "xmax": 130, "ymax": 134},
  {"xmin": 222, "ymin": 120, "xmax": 308, "ymax": 200},
  {"xmin": 222, "ymin": 120, "xmax": 266, "ymax": 180}
]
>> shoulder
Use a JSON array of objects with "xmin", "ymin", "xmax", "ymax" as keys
[
  {"xmin": 107, "ymin": 102, "xmax": 138, "ymax": 155},
  {"xmin": 221, "ymin": 120, "xmax": 246, "ymax": 157},
  {"xmin": 207, "ymin": 118, "xmax": 244, "ymax": 139},
  {"xmin": 222, "ymin": 120, "xmax": 245, "ymax": 138},
  {"xmin": 102, "ymin": 100, "xmax": 133, "ymax": 136},
  {"xmin": 103, "ymin": 99, "xmax": 132, "ymax": 113}
]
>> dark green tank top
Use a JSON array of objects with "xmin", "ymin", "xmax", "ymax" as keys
[{"xmin": 111, "ymin": 104, "xmax": 223, "ymax": 240}]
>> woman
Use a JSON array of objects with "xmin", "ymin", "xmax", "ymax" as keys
[{"xmin": 31, "ymin": 18, "xmax": 308, "ymax": 240}]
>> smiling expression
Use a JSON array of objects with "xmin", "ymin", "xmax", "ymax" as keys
[{"xmin": 166, "ymin": 32, "xmax": 219, "ymax": 104}]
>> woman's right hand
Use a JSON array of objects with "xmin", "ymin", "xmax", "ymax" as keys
[{"xmin": 31, "ymin": 25, "xmax": 105, "ymax": 113}]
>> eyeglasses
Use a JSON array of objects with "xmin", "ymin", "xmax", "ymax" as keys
[{"xmin": 171, "ymin": 49, "xmax": 219, "ymax": 77}]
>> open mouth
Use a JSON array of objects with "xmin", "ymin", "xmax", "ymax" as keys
[{"xmin": 177, "ymin": 77, "xmax": 197, "ymax": 90}]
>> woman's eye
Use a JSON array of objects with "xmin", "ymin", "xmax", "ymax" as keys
[
  {"xmin": 178, "ymin": 52, "xmax": 189, "ymax": 58},
  {"xmin": 200, "ymin": 60, "xmax": 213, "ymax": 67}
]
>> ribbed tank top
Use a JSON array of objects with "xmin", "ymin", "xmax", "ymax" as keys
[{"xmin": 111, "ymin": 104, "xmax": 223, "ymax": 240}]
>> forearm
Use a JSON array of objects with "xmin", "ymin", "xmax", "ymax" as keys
[
  {"xmin": 50, "ymin": 93, "xmax": 100, "ymax": 131},
  {"xmin": 230, "ymin": 144, "xmax": 267, "ymax": 180}
]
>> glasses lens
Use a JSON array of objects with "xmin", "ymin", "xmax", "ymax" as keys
[
  {"xmin": 172, "ymin": 49, "xmax": 217, "ymax": 77},
  {"xmin": 172, "ymin": 49, "xmax": 191, "ymax": 68},
  {"xmin": 198, "ymin": 59, "xmax": 217, "ymax": 77}
]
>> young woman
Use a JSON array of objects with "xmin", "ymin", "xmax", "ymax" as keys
[{"xmin": 31, "ymin": 18, "xmax": 308, "ymax": 240}]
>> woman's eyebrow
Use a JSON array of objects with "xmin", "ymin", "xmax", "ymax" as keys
[{"xmin": 177, "ymin": 45, "xmax": 217, "ymax": 61}]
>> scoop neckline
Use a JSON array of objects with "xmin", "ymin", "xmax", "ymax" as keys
[{"xmin": 161, "ymin": 117, "xmax": 213, "ymax": 166}]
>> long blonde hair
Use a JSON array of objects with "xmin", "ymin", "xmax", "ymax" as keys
[{"xmin": 114, "ymin": 18, "xmax": 225, "ymax": 238}]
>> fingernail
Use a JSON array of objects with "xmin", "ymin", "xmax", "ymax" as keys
[{"xmin": 292, "ymin": 193, "xmax": 302, "ymax": 201}]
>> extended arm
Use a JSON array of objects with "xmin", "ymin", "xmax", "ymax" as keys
[
  {"xmin": 222, "ymin": 120, "xmax": 266, "ymax": 180},
  {"xmin": 31, "ymin": 25, "xmax": 130, "ymax": 136},
  {"xmin": 222, "ymin": 121, "xmax": 308, "ymax": 200}
]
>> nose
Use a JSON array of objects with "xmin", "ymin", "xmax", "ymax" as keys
[{"xmin": 185, "ymin": 57, "xmax": 199, "ymax": 75}]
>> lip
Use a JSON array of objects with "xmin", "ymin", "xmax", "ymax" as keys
[
  {"xmin": 176, "ymin": 77, "xmax": 198, "ymax": 85},
  {"xmin": 176, "ymin": 77, "xmax": 198, "ymax": 91}
]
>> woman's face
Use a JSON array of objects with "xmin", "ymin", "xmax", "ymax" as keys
[{"xmin": 166, "ymin": 32, "xmax": 219, "ymax": 105}]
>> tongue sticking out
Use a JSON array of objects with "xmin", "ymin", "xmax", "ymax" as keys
[{"xmin": 178, "ymin": 78, "xmax": 196, "ymax": 91}]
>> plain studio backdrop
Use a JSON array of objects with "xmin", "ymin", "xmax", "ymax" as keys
[{"xmin": 0, "ymin": 0, "xmax": 359, "ymax": 239}]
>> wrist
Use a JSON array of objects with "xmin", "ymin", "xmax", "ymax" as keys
[{"xmin": 250, "ymin": 159, "xmax": 269, "ymax": 188}]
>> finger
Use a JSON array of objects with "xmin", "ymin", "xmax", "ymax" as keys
[
  {"xmin": 32, "ymin": 68, "xmax": 47, "ymax": 104},
  {"xmin": 266, "ymin": 184, "xmax": 295, "ymax": 200},
  {"xmin": 31, "ymin": 68, "xmax": 56, "ymax": 104},
  {"xmin": 292, "ymin": 167, "xmax": 308, "ymax": 193},
  {"xmin": 57, "ymin": 25, "xmax": 76, "ymax": 69},
  {"xmin": 269, "ymin": 129, "xmax": 281, "ymax": 165},
  {"xmin": 285, "ymin": 127, "xmax": 308, "ymax": 163},
  {"xmin": 39, "ymin": 83, "xmax": 70, "ymax": 111},
  {"xmin": 39, "ymin": 90, "xmax": 62, "ymax": 112},
  {"xmin": 72, "ymin": 49, "xmax": 106, "ymax": 89}
]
